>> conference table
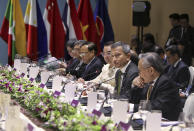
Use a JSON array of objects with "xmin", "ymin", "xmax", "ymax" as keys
[{"xmin": 0, "ymin": 61, "xmax": 189, "ymax": 131}]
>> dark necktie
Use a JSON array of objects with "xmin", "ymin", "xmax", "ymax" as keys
[{"xmin": 117, "ymin": 69, "xmax": 123, "ymax": 96}]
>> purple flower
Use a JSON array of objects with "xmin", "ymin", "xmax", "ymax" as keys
[
  {"xmin": 118, "ymin": 121, "xmax": 130, "ymax": 131},
  {"xmin": 16, "ymin": 76, "xmax": 20, "ymax": 79},
  {"xmin": 44, "ymin": 109, "xmax": 48, "ymax": 114},
  {"xmin": 18, "ymin": 87, "xmax": 21, "ymax": 91},
  {"xmin": 5, "ymin": 83, "xmax": 9, "ymax": 88},
  {"xmin": 24, "ymin": 89, "xmax": 29, "ymax": 92},
  {"xmin": 48, "ymin": 108, "xmax": 53, "ymax": 111},
  {"xmin": 13, "ymin": 68, "xmax": 16, "ymax": 71},
  {"xmin": 20, "ymin": 73, "xmax": 25, "ymax": 77},
  {"xmin": 53, "ymin": 91, "xmax": 61, "ymax": 98},
  {"xmin": 27, "ymin": 123, "xmax": 34, "ymax": 131},
  {"xmin": 92, "ymin": 109, "xmax": 102, "ymax": 117},
  {"xmin": 40, "ymin": 83, "xmax": 45, "ymax": 88},
  {"xmin": 9, "ymin": 87, "xmax": 12, "ymax": 92},
  {"xmin": 101, "ymin": 125, "xmax": 107, "ymax": 131},
  {"xmin": 29, "ymin": 78, "xmax": 34, "ymax": 82},
  {"xmin": 92, "ymin": 121, "xmax": 98, "ymax": 125},
  {"xmin": 36, "ymin": 91, "xmax": 40, "ymax": 94},
  {"xmin": 64, "ymin": 122, "xmax": 67, "ymax": 126},
  {"xmin": 35, "ymin": 107, "xmax": 42, "ymax": 112},
  {"xmin": 87, "ymin": 113, "xmax": 94, "ymax": 118},
  {"xmin": 71, "ymin": 100, "xmax": 79, "ymax": 108}
]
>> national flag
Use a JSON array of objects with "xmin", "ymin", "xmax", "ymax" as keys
[
  {"xmin": 62, "ymin": 0, "xmax": 83, "ymax": 40},
  {"xmin": 78, "ymin": 0, "xmax": 101, "ymax": 54},
  {"xmin": 0, "ymin": 0, "xmax": 27, "ymax": 65},
  {"xmin": 43, "ymin": 0, "xmax": 66, "ymax": 59},
  {"xmin": 94, "ymin": 0, "xmax": 114, "ymax": 49},
  {"xmin": 62, "ymin": 0, "xmax": 83, "ymax": 60},
  {"xmin": 24, "ymin": 0, "xmax": 48, "ymax": 60}
]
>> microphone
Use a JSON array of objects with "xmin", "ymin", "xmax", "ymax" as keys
[
  {"xmin": 99, "ymin": 88, "xmax": 109, "ymax": 109},
  {"xmin": 97, "ymin": 77, "xmax": 115, "ymax": 87},
  {"xmin": 82, "ymin": 70, "xmax": 100, "ymax": 80}
]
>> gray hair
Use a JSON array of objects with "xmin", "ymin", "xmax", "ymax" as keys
[
  {"xmin": 111, "ymin": 41, "xmax": 130, "ymax": 54},
  {"xmin": 140, "ymin": 52, "xmax": 165, "ymax": 74},
  {"xmin": 74, "ymin": 40, "xmax": 87, "ymax": 46}
]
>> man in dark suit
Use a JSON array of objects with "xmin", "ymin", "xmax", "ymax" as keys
[
  {"xmin": 78, "ymin": 42, "xmax": 104, "ymax": 81},
  {"xmin": 66, "ymin": 40, "xmax": 87, "ymax": 78},
  {"xmin": 111, "ymin": 41, "xmax": 139, "ymax": 100},
  {"xmin": 165, "ymin": 13, "xmax": 182, "ymax": 48},
  {"xmin": 179, "ymin": 14, "xmax": 194, "ymax": 66},
  {"xmin": 131, "ymin": 52, "xmax": 181, "ymax": 121},
  {"xmin": 142, "ymin": 33, "xmax": 156, "ymax": 53},
  {"xmin": 165, "ymin": 45, "xmax": 190, "ymax": 91}
]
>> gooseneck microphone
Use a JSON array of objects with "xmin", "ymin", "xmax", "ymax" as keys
[{"xmin": 82, "ymin": 70, "xmax": 100, "ymax": 80}]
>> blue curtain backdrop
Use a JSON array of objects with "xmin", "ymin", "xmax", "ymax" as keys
[{"xmin": 0, "ymin": 0, "xmax": 107, "ymax": 65}]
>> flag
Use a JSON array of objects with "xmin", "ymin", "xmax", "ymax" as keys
[
  {"xmin": 0, "ymin": 0, "xmax": 26, "ymax": 65},
  {"xmin": 62, "ymin": 0, "xmax": 83, "ymax": 60},
  {"xmin": 24, "ymin": 0, "xmax": 48, "ymax": 60},
  {"xmin": 62, "ymin": 0, "xmax": 82, "ymax": 40},
  {"xmin": 43, "ymin": 0, "xmax": 65, "ymax": 59},
  {"xmin": 94, "ymin": 0, "xmax": 114, "ymax": 49},
  {"xmin": 78, "ymin": 0, "xmax": 101, "ymax": 54}
]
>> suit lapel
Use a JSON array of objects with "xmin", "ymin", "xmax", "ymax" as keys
[
  {"xmin": 149, "ymin": 75, "xmax": 161, "ymax": 99},
  {"xmin": 121, "ymin": 63, "xmax": 131, "ymax": 87},
  {"xmin": 83, "ymin": 57, "xmax": 97, "ymax": 75}
]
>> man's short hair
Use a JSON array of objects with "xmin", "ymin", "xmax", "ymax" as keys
[
  {"xmin": 111, "ymin": 41, "xmax": 130, "ymax": 54},
  {"xmin": 165, "ymin": 45, "xmax": 181, "ymax": 58},
  {"xmin": 143, "ymin": 33, "xmax": 155, "ymax": 44},
  {"xmin": 180, "ymin": 13, "xmax": 189, "ymax": 22},
  {"xmin": 80, "ymin": 41, "xmax": 98, "ymax": 55},
  {"xmin": 140, "ymin": 52, "xmax": 165, "ymax": 74},
  {"xmin": 74, "ymin": 40, "xmax": 87, "ymax": 46},
  {"xmin": 66, "ymin": 39, "xmax": 77, "ymax": 48},
  {"xmin": 153, "ymin": 45, "xmax": 165, "ymax": 55},
  {"xmin": 169, "ymin": 13, "xmax": 180, "ymax": 20},
  {"xmin": 104, "ymin": 41, "xmax": 114, "ymax": 47}
]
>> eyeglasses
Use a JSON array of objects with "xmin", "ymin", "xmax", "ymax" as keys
[
  {"xmin": 80, "ymin": 52, "xmax": 89, "ymax": 57},
  {"xmin": 73, "ymin": 48, "xmax": 80, "ymax": 51},
  {"xmin": 103, "ymin": 51, "xmax": 111, "ymax": 56},
  {"xmin": 139, "ymin": 66, "xmax": 151, "ymax": 74}
]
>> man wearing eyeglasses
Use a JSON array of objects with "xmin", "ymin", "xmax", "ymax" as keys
[
  {"xmin": 78, "ymin": 42, "xmax": 104, "ymax": 81},
  {"xmin": 131, "ymin": 52, "xmax": 181, "ymax": 121},
  {"xmin": 65, "ymin": 40, "xmax": 87, "ymax": 78}
]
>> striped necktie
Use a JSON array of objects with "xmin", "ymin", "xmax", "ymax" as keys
[
  {"xmin": 146, "ymin": 84, "xmax": 154, "ymax": 101},
  {"xmin": 117, "ymin": 69, "xmax": 123, "ymax": 96}
]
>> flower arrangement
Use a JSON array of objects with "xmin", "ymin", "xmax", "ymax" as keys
[{"xmin": 0, "ymin": 66, "xmax": 116, "ymax": 131}]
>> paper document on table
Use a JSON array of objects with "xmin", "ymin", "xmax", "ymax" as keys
[{"xmin": 161, "ymin": 121, "xmax": 183, "ymax": 127}]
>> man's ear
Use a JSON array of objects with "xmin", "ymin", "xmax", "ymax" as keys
[
  {"xmin": 150, "ymin": 67, "xmax": 154, "ymax": 73},
  {"xmin": 127, "ymin": 53, "xmax": 131, "ymax": 60},
  {"xmin": 174, "ymin": 54, "xmax": 179, "ymax": 59},
  {"xmin": 91, "ymin": 50, "xmax": 95, "ymax": 56}
]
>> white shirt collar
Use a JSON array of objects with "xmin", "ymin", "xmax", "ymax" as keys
[
  {"xmin": 151, "ymin": 76, "xmax": 159, "ymax": 86},
  {"xmin": 120, "ymin": 60, "xmax": 131, "ymax": 73},
  {"xmin": 173, "ymin": 58, "xmax": 181, "ymax": 68}
]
